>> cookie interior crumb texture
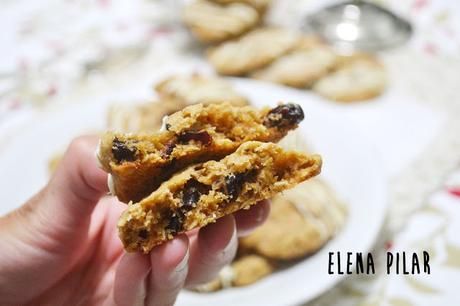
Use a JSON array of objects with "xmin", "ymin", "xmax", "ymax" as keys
[
  {"xmin": 117, "ymin": 141, "xmax": 321, "ymax": 253},
  {"xmin": 98, "ymin": 102, "xmax": 305, "ymax": 203}
]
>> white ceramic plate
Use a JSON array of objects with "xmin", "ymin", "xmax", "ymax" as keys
[{"xmin": 0, "ymin": 78, "xmax": 387, "ymax": 306}]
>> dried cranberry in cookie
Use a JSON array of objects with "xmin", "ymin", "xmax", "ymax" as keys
[
  {"xmin": 264, "ymin": 103, "xmax": 304, "ymax": 129},
  {"xmin": 177, "ymin": 130, "xmax": 212, "ymax": 145},
  {"xmin": 166, "ymin": 210, "xmax": 185, "ymax": 234},
  {"xmin": 181, "ymin": 179, "xmax": 211, "ymax": 211},
  {"xmin": 112, "ymin": 138, "xmax": 137, "ymax": 163}
]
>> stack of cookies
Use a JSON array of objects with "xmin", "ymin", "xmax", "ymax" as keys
[
  {"xmin": 206, "ymin": 27, "xmax": 386, "ymax": 102},
  {"xmin": 181, "ymin": 0, "xmax": 387, "ymax": 102},
  {"xmin": 98, "ymin": 99, "xmax": 322, "ymax": 253}
]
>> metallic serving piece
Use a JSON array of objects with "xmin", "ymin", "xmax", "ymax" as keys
[{"xmin": 303, "ymin": 0, "xmax": 412, "ymax": 52}]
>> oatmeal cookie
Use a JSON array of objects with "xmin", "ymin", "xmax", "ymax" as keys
[
  {"xmin": 240, "ymin": 178, "xmax": 347, "ymax": 260},
  {"xmin": 313, "ymin": 54, "xmax": 386, "ymax": 102},
  {"xmin": 117, "ymin": 141, "xmax": 322, "ymax": 252},
  {"xmin": 183, "ymin": 0, "xmax": 260, "ymax": 44},
  {"xmin": 250, "ymin": 44, "xmax": 338, "ymax": 88},
  {"xmin": 207, "ymin": 28, "xmax": 302, "ymax": 76},
  {"xmin": 193, "ymin": 254, "xmax": 276, "ymax": 292},
  {"xmin": 208, "ymin": 0, "xmax": 271, "ymax": 13},
  {"xmin": 98, "ymin": 102, "xmax": 305, "ymax": 203},
  {"xmin": 155, "ymin": 74, "xmax": 248, "ymax": 107},
  {"xmin": 107, "ymin": 100, "xmax": 184, "ymax": 133}
]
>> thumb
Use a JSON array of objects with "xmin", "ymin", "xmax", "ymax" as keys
[
  {"xmin": 46, "ymin": 135, "xmax": 109, "ymax": 226},
  {"xmin": 0, "ymin": 135, "xmax": 109, "ymax": 302},
  {"xmin": 4, "ymin": 135, "xmax": 108, "ymax": 246}
]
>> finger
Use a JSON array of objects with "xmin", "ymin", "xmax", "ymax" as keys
[
  {"xmin": 185, "ymin": 215, "xmax": 237, "ymax": 287},
  {"xmin": 146, "ymin": 234, "xmax": 189, "ymax": 306},
  {"xmin": 234, "ymin": 200, "xmax": 270, "ymax": 237},
  {"xmin": 3, "ymin": 135, "xmax": 108, "ymax": 253},
  {"xmin": 0, "ymin": 136, "xmax": 109, "ymax": 302},
  {"xmin": 45, "ymin": 135, "xmax": 109, "ymax": 222},
  {"xmin": 106, "ymin": 253, "xmax": 150, "ymax": 306}
]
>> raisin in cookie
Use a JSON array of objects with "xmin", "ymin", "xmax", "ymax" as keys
[
  {"xmin": 183, "ymin": 0, "xmax": 260, "ymax": 44},
  {"xmin": 193, "ymin": 254, "xmax": 276, "ymax": 292},
  {"xmin": 240, "ymin": 178, "xmax": 347, "ymax": 260},
  {"xmin": 207, "ymin": 28, "xmax": 301, "ymax": 76},
  {"xmin": 250, "ymin": 43, "xmax": 338, "ymax": 88},
  {"xmin": 313, "ymin": 55, "xmax": 386, "ymax": 102},
  {"xmin": 107, "ymin": 100, "xmax": 184, "ymax": 133},
  {"xmin": 118, "ymin": 141, "xmax": 322, "ymax": 253},
  {"xmin": 155, "ymin": 74, "xmax": 248, "ymax": 107},
  {"xmin": 98, "ymin": 102, "xmax": 305, "ymax": 203}
]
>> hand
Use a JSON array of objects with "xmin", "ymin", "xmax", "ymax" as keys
[{"xmin": 0, "ymin": 136, "xmax": 270, "ymax": 306}]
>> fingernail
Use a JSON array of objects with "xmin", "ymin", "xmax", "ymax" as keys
[
  {"xmin": 220, "ymin": 226, "xmax": 237, "ymax": 262},
  {"xmin": 175, "ymin": 247, "xmax": 189, "ymax": 272},
  {"xmin": 107, "ymin": 174, "xmax": 116, "ymax": 196},
  {"xmin": 94, "ymin": 139, "xmax": 103, "ymax": 169},
  {"xmin": 255, "ymin": 208, "xmax": 265, "ymax": 223}
]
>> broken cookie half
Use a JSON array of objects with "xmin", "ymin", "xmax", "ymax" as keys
[
  {"xmin": 118, "ymin": 141, "xmax": 322, "ymax": 253},
  {"xmin": 97, "ymin": 102, "xmax": 305, "ymax": 203}
]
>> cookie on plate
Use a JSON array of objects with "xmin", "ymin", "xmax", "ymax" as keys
[
  {"xmin": 155, "ymin": 74, "xmax": 248, "ymax": 107},
  {"xmin": 193, "ymin": 254, "xmax": 276, "ymax": 292},
  {"xmin": 207, "ymin": 0, "xmax": 271, "ymax": 13},
  {"xmin": 117, "ymin": 141, "xmax": 322, "ymax": 252},
  {"xmin": 107, "ymin": 101, "xmax": 184, "ymax": 133},
  {"xmin": 250, "ymin": 43, "xmax": 338, "ymax": 88},
  {"xmin": 98, "ymin": 102, "xmax": 306, "ymax": 203},
  {"xmin": 207, "ymin": 27, "xmax": 302, "ymax": 76},
  {"xmin": 312, "ymin": 55, "xmax": 386, "ymax": 102},
  {"xmin": 183, "ymin": 0, "xmax": 260, "ymax": 44},
  {"xmin": 240, "ymin": 178, "xmax": 347, "ymax": 260}
]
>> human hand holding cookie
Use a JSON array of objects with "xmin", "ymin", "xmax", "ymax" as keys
[{"xmin": 0, "ymin": 135, "xmax": 270, "ymax": 306}]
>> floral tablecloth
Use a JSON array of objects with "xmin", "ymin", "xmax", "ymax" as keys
[{"xmin": 1, "ymin": 0, "xmax": 459, "ymax": 305}]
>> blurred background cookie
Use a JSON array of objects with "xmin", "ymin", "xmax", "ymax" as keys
[
  {"xmin": 240, "ymin": 178, "xmax": 347, "ymax": 260},
  {"xmin": 207, "ymin": 0, "xmax": 271, "ymax": 13},
  {"xmin": 107, "ymin": 100, "xmax": 184, "ymax": 133},
  {"xmin": 193, "ymin": 254, "xmax": 276, "ymax": 292},
  {"xmin": 250, "ymin": 40, "xmax": 338, "ymax": 88},
  {"xmin": 312, "ymin": 55, "xmax": 386, "ymax": 102},
  {"xmin": 155, "ymin": 74, "xmax": 248, "ymax": 106},
  {"xmin": 182, "ymin": 0, "xmax": 260, "ymax": 44},
  {"xmin": 207, "ymin": 27, "xmax": 301, "ymax": 76}
]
